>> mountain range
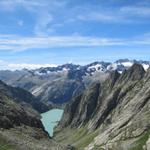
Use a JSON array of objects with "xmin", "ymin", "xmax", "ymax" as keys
[{"xmin": 0, "ymin": 59, "xmax": 149, "ymax": 106}]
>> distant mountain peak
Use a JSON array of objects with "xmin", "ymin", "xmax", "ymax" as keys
[
  {"xmin": 115, "ymin": 58, "xmax": 131, "ymax": 63},
  {"xmin": 129, "ymin": 63, "xmax": 145, "ymax": 75},
  {"xmin": 120, "ymin": 63, "xmax": 145, "ymax": 81}
]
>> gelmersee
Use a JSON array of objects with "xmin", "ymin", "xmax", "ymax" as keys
[{"xmin": 41, "ymin": 109, "xmax": 63, "ymax": 136}]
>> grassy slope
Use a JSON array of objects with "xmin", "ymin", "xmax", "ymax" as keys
[
  {"xmin": 54, "ymin": 127, "xmax": 150, "ymax": 150},
  {"xmin": 129, "ymin": 129, "xmax": 150, "ymax": 150},
  {"xmin": 54, "ymin": 126, "xmax": 98, "ymax": 150},
  {"xmin": 0, "ymin": 134, "xmax": 16, "ymax": 150}
]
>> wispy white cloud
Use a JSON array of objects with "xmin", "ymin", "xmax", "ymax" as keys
[
  {"xmin": 77, "ymin": 5, "xmax": 150, "ymax": 23},
  {"xmin": 0, "ymin": 59, "xmax": 57, "ymax": 70},
  {"xmin": 77, "ymin": 11, "xmax": 128, "ymax": 23},
  {"xmin": 34, "ymin": 12, "xmax": 53, "ymax": 36},
  {"xmin": 0, "ymin": 0, "xmax": 44, "ymax": 11},
  {"xmin": 0, "ymin": 34, "xmax": 150, "ymax": 52},
  {"xmin": 120, "ymin": 6, "xmax": 150, "ymax": 17},
  {"xmin": 0, "ymin": 35, "xmax": 125, "ymax": 51},
  {"xmin": 7, "ymin": 63, "xmax": 57, "ymax": 70}
]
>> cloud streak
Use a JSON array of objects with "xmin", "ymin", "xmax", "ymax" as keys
[
  {"xmin": 120, "ymin": 6, "xmax": 150, "ymax": 17},
  {"xmin": 7, "ymin": 63, "xmax": 57, "ymax": 70},
  {"xmin": 77, "ymin": 5, "xmax": 150, "ymax": 24},
  {"xmin": 0, "ymin": 0, "xmax": 45, "ymax": 11},
  {"xmin": 0, "ymin": 35, "xmax": 125, "ymax": 51},
  {"xmin": 0, "ymin": 34, "xmax": 150, "ymax": 52},
  {"xmin": 0, "ymin": 59, "xmax": 57, "ymax": 70}
]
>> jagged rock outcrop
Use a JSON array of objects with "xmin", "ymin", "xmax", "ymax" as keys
[
  {"xmin": 118, "ymin": 63, "xmax": 145, "ymax": 82},
  {"xmin": 56, "ymin": 63, "xmax": 150, "ymax": 150},
  {"xmin": 60, "ymin": 83, "xmax": 100, "ymax": 128}
]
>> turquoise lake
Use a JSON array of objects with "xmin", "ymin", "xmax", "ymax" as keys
[{"xmin": 41, "ymin": 109, "xmax": 63, "ymax": 137}]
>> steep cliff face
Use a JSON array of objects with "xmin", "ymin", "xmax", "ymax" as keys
[
  {"xmin": 0, "ymin": 90, "xmax": 43, "ymax": 129},
  {"xmin": 0, "ymin": 80, "xmax": 49, "ymax": 113},
  {"xmin": 56, "ymin": 63, "xmax": 150, "ymax": 150}
]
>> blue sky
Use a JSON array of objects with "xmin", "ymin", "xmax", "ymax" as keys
[{"xmin": 0, "ymin": 0, "xmax": 150, "ymax": 69}]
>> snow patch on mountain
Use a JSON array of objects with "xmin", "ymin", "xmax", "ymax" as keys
[
  {"xmin": 121, "ymin": 62, "xmax": 133, "ymax": 67},
  {"xmin": 88, "ymin": 64, "xmax": 102, "ymax": 71},
  {"xmin": 27, "ymin": 59, "xmax": 150, "ymax": 77},
  {"xmin": 142, "ymin": 64, "xmax": 149, "ymax": 71}
]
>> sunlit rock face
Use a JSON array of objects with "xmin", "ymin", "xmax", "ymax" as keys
[{"xmin": 57, "ymin": 63, "xmax": 150, "ymax": 150}]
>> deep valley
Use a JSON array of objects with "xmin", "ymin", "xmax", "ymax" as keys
[{"xmin": 0, "ymin": 60, "xmax": 150, "ymax": 150}]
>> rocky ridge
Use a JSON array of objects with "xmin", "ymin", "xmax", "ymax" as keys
[{"xmin": 55, "ymin": 63, "xmax": 150, "ymax": 150}]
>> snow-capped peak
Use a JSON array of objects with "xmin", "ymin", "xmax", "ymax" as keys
[{"xmin": 28, "ymin": 59, "xmax": 150, "ymax": 77}]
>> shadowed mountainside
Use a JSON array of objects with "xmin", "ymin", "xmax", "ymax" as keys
[
  {"xmin": 54, "ymin": 64, "xmax": 150, "ymax": 150},
  {"xmin": 0, "ymin": 80, "xmax": 68, "ymax": 150}
]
